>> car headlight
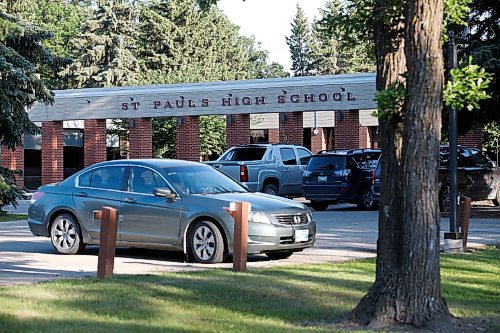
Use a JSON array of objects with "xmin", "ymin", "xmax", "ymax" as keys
[
  {"xmin": 305, "ymin": 210, "xmax": 313, "ymax": 222},
  {"xmin": 249, "ymin": 210, "xmax": 272, "ymax": 224}
]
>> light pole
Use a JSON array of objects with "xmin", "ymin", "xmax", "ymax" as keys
[{"xmin": 447, "ymin": 30, "xmax": 458, "ymax": 235}]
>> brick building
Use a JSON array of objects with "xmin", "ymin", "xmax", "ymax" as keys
[{"xmin": 0, "ymin": 73, "xmax": 482, "ymax": 189}]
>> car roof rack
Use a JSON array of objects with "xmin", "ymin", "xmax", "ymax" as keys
[{"xmin": 317, "ymin": 148, "xmax": 381, "ymax": 155}]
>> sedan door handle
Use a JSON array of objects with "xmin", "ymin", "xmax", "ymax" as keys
[
  {"xmin": 76, "ymin": 191, "xmax": 88, "ymax": 197},
  {"xmin": 124, "ymin": 197, "xmax": 136, "ymax": 203}
]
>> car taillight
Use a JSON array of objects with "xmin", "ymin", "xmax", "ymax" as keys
[
  {"xmin": 371, "ymin": 170, "xmax": 376, "ymax": 182},
  {"xmin": 30, "ymin": 192, "xmax": 44, "ymax": 204},
  {"xmin": 240, "ymin": 165, "xmax": 249, "ymax": 182}
]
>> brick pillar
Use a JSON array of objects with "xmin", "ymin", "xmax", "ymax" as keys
[
  {"xmin": 458, "ymin": 127, "xmax": 483, "ymax": 149},
  {"xmin": 334, "ymin": 110, "xmax": 360, "ymax": 149},
  {"xmin": 176, "ymin": 116, "xmax": 200, "ymax": 161},
  {"xmin": 268, "ymin": 129, "xmax": 280, "ymax": 143},
  {"xmin": 1, "ymin": 145, "xmax": 25, "ymax": 186},
  {"xmin": 129, "ymin": 118, "xmax": 153, "ymax": 159},
  {"xmin": 359, "ymin": 126, "xmax": 369, "ymax": 148},
  {"xmin": 279, "ymin": 112, "xmax": 303, "ymax": 145},
  {"xmin": 227, "ymin": 114, "xmax": 250, "ymax": 148},
  {"xmin": 84, "ymin": 119, "xmax": 107, "ymax": 167},
  {"xmin": 42, "ymin": 121, "xmax": 64, "ymax": 184},
  {"xmin": 311, "ymin": 128, "xmax": 326, "ymax": 153}
]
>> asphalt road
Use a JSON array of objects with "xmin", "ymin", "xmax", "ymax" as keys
[{"xmin": 1, "ymin": 204, "xmax": 499, "ymax": 285}]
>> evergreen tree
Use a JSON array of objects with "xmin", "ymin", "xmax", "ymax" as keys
[
  {"xmin": 312, "ymin": 0, "xmax": 375, "ymax": 74},
  {"xmin": 61, "ymin": 0, "xmax": 141, "ymax": 88},
  {"xmin": 286, "ymin": 4, "xmax": 315, "ymax": 76}
]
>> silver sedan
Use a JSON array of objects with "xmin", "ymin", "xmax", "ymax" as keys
[{"xmin": 28, "ymin": 159, "xmax": 316, "ymax": 263}]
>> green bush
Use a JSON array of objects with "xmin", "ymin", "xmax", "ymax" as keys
[{"xmin": 0, "ymin": 167, "xmax": 26, "ymax": 214}]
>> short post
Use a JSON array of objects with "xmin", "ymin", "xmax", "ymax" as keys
[
  {"xmin": 96, "ymin": 206, "xmax": 119, "ymax": 279},
  {"xmin": 233, "ymin": 202, "xmax": 249, "ymax": 272},
  {"xmin": 458, "ymin": 196, "xmax": 471, "ymax": 249}
]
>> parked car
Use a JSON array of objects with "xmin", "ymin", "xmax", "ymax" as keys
[
  {"xmin": 205, "ymin": 143, "xmax": 312, "ymax": 197},
  {"xmin": 28, "ymin": 159, "xmax": 316, "ymax": 263},
  {"xmin": 438, "ymin": 146, "xmax": 500, "ymax": 211},
  {"xmin": 302, "ymin": 149, "xmax": 381, "ymax": 211},
  {"xmin": 371, "ymin": 146, "xmax": 500, "ymax": 211}
]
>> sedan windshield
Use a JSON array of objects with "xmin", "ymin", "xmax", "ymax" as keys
[{"xmin": 163, "ymin": 166, "xmax": 248, "ymax": 194}]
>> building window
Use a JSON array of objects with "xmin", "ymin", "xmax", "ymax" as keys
[{"xmin": 250, "ymin": 130, "xmax": 268, "ymax": 143}]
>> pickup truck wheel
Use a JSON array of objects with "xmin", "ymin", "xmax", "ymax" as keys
[
  {"xmin": 265, "ymin": 250, "xmax": 294, "ymax": 260},
  {"xmin": 310, "ymin": 201, "xmax": 328, "ymax": 211},
  {"xmin": 262, "ymin": 183, "xmax": 278, "ymax": 196},
  {"xmin": 493, "ymin": 185, "xmax": 500, "ymax": 206},
  {"xmin": 439, "ymin": 185, "xmax": 450, "ymax": 212}
]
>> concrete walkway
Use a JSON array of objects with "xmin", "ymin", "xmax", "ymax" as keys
[{"xmin": 0, "ymin": 205, "xmax": 498, "ymax": 285}]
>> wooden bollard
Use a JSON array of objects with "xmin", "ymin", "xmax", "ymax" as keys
[
  {"xmin": 233, "ymin": 202, "xmax": 249, "ymax": 272},
  {"xmin": 96, "ymin": 206, "xmax": 119, "ymax": 279},
  {"xmin": 458, "ymin": 196, "xmax": 471, "ymax": 249}
]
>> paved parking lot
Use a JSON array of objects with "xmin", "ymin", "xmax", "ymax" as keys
[{"xmin": 0, "ymin": 203, "xmax": 499, "ymax": 285}]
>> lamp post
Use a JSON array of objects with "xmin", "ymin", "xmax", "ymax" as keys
[{"xmin": 447, "ymin": 30, "xmax": 458, "ymax": 234}]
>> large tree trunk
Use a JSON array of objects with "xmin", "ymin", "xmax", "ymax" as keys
[{"xmin": 349, "ymin": 0, "xmax": 452, "ymax": 329}]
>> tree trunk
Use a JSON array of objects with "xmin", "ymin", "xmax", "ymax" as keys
[{"xmin": 349, "ymin": 0, "xmax": 452, "ymax": 328}]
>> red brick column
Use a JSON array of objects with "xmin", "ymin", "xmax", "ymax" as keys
[
  {"xmin": 84, "ymin": 119, "xmax": 107, "ymax": 167},
  {"xmin": 1, "ymin": 145, "xmax": 25, "ymax": 186},
  {"xmin": 227, "ymin": 114, "xmax": 250, "ymax": 148},
  {"xmin": 129, "ymin": 118, "xmax": 153, "ymax": 159},
  {"xmin": 311, "ymin": 128, "xmax": 326, "ymax": 153},
  {"xmin": 334, "ymin": 110, "xmax": 360, "ymax": 149},
  {"xmin": 268, "ymin": 129, "xmax": 280, "ymax": 143},
  {"xmin": 279, "ymin": 112, "xmax": 303, "ymax": 145},
  {"xmin": 359, "ymin": 126, "xmax": 369, "ymax": 148},
  {"xmin": 458, "ymin": 127, "xmax": 483, "ymax": 149},
  {"xmin": 176, "ymin": 116, "xmax": 200, "ymax": 161},
  {"xmin": 42, "ymin": 121, "xmax": 64, "ymax": 184}
]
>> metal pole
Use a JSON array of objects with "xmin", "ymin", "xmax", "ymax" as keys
[{"xmin": 448, "ymin": 32, "xmax": 458, "ymax": 233}]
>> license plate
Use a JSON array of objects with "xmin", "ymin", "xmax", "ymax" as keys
[
  {"xmin": 294, "ymin": 229, "xmax": 309, "ymax": 243},
  {"xmin": 318, "ymin": 176, "xmax": 327, "ymax": 182}
]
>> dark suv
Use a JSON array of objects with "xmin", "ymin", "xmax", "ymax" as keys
[
  {"xmin": 371, "ymin": 146, "xmax": 500, "ymax": 211},
  {"xmin": 302, "ymin": 149, "xmax": 381, "ymax": 211}
]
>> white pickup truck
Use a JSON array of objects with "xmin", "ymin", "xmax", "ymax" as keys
[{"xmin": 205, "ymin": 144, "xmax": 313, "ymax": 196}]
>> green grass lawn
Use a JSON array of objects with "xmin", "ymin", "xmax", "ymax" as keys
[
  {"xmin": 0, "ymin": 247, "xmax": 498, "ymax": 333},
  {"xmin": 0, "ymin": 213, "xmax": 27, "ymax": 222}
]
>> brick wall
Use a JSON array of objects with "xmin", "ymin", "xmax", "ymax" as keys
[
  {"xmin": 458, "ymin": 127, "xmax": 483, "ymax": 149},
  {"xmin": 41, "ymin": 121, "xmax": 64, "ymax": 184},
  {"xmin": 176, "ymin": 116, "xmax": 200, "ymax": 161},
  {"xmin": 1, "ymin": 145, "xmax": 24, "ymax": 186},
  {"xmin": 334, "ymin": 110, "xmax": 360, "ymax": 149},
  {"xmin": 268, "ymin": 129, "xmax": 280, "ymax": 143},
  {"xmin": 129, "ymin": 118, "xmax": 153, "ymax": 159},
  {"xmin": 84, "ymin": 119, "xmax": 107, "ymax": 167},
  {"xmin": 227, "ymin": 114, "xmax": 250, "ymax": 148},
  {"xmin": 279, "ymin": 112, "xmax": 303, "ymax": 145},
  {"xmin": 359, "ymin": 126, "xmax": 369, "ymax": 148},
  {"xmin": 310, "ymin": 128, "xmax": 326, "ymax": 153}
]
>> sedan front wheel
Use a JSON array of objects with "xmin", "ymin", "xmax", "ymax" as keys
[{"xmin": 189, "ymin": 221, "xmax": 225, "ymax": 264}]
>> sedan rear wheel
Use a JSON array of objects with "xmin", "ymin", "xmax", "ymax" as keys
[
  {"xmin": 50, "ymin": 214, "xmax": 85, "ymax": 255},
  {"xmin": 190, "ymin": 221, "xmax": 225, "ymax": 264}
]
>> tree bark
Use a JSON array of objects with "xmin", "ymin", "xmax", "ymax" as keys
[{"xmin": 349, "ymin": 0, "xmax": 452, "ymax": 328}]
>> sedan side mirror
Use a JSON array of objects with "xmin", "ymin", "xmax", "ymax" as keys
[{"xmin": 153, "ymin": 187, "xmax": 177, "ymax": 200}]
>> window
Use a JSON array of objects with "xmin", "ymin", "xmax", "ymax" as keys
[
  {"xmin": 280, "ymin": 148, "xmax": 298, "ymax": 165},
  {"xmin": 78, "ymin": 170, "xmax": 92, "ymax": 187},
  {"xmin": 220, "ymin": 147, "xmax": 267, "ymax": 161},
  {"xmin": 297, "ymin": 148, "xmax": 312, "ymax": 165},
  {"xmin": 129, "ymin": 167, "xmax": 167, "ymax": 194},
  {"xmin": 470, "ymin": 149, "xmax": 491, "ymax": 168},
  {"xmin": 89, "ymin": 166, "xmax": 126, "ymax": 191}
]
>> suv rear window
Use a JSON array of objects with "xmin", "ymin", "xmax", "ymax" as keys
[
  {"xmin": 219, "ymin": 147, "xmax": 267, "ymax": 161},
  {"xmin": 306, "ymin": 156, "xmax": 346, "ymax": 171},
  {"xmin": 351, "ymin": 153, "xmax": 380, "ymax": 169}
]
